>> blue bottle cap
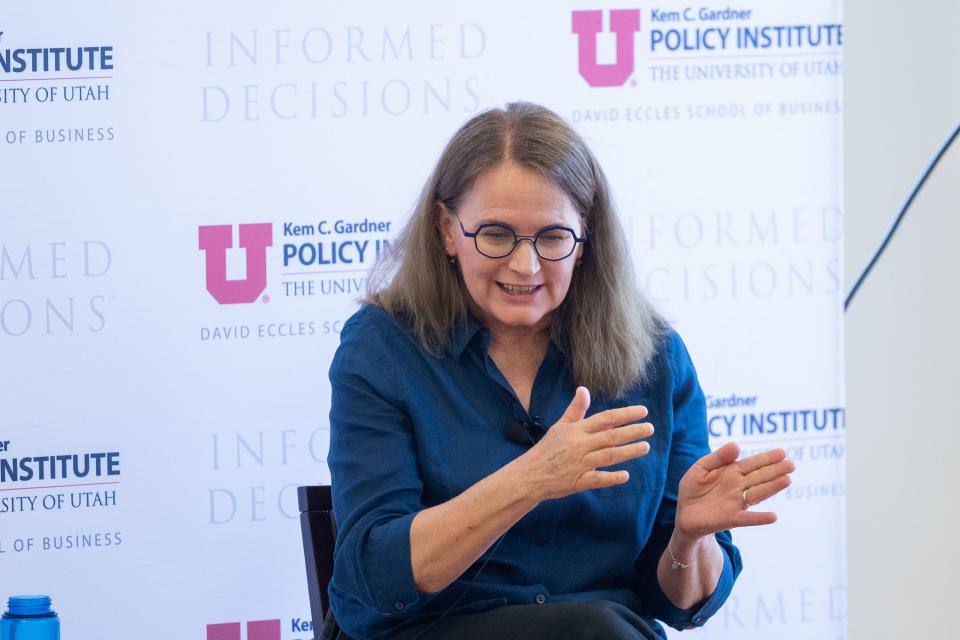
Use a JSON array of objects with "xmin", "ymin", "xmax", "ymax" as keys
[{"xmin": 6, "ymin": 596, "xmax": 53, "ymax": 616}]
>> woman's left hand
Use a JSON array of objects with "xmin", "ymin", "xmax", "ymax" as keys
[{"xmin": 674, "ymin": 443, "xmax": 795, "ymax": 541}]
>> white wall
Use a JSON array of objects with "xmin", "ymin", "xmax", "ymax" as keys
[{"xmin": 845, "ymin": 2, "xmax": 960, "ymax": 638}]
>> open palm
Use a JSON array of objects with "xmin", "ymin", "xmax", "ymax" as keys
[{"xmin": 675, "ymin": 442, "xmax": 795, "ymax": 539}]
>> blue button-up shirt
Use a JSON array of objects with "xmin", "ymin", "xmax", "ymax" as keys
[{"xmin": 328, "ymin": 304, "xmax": 741, "ymax": 640}]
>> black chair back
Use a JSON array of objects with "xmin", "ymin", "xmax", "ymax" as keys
[{"xmin": 298, "ymin": 485, "xmax": 342, "ymax": 640}]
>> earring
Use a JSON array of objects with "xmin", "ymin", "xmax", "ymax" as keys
[
  {"xmin": 575, "ymin": 258, "xmax": 583, "ymax": 267},
  {"xmin": 448, "ymin": 255, "xmax": 457, "ymax": 265}
]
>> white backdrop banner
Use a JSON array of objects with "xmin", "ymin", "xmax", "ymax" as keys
[{"xmin": 1, "ymin": 1, "xmax": 844, "ymax": 638}]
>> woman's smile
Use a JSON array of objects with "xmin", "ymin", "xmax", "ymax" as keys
[{"xmin": 496, "ymin": 282, "xmax": 544, "ymax": 297}]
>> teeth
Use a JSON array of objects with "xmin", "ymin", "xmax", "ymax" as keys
[{"xmin": 500, "ymin": 283, "xmax": 538, "ymax": 294}]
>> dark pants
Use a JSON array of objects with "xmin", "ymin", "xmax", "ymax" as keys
[{"xmin": 381, "ymin": 600, "xmax": 661, "ymax": 640}]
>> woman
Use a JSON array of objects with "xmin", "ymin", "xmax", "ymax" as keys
[{"xmin": 327, "ymin": 102, "xmax": 794, "ymax": 640}]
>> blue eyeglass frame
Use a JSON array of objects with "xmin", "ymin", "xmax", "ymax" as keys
[{"xmin": 456, "ymin": 217, "xmax": 589, "ymax": 261}]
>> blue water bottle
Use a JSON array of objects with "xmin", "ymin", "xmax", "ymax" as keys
[{"xmin": 0, "ymin": 596, "xmax": 60, "ymax": 640}]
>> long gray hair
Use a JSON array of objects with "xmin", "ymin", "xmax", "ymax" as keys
[{"xmin": 365, "ymin": 102, "xmax": 665, "ymax": 398}]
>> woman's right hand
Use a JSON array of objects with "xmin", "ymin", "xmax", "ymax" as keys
[{"xmin": 518, "ymin": 386, "xmax": 654, "ymax": 501}]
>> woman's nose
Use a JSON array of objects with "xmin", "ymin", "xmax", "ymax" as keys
[{"xmin": 508, "ymin": 239, "xmax": 541, "ymax": 276}]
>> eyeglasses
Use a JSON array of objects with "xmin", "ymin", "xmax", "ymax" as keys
[{"xmin": 456, "ymin": 217, "xmax": 588, "ymax": 261}]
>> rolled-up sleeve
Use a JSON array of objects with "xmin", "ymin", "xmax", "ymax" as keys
[
  {"xmin": 327, "ymin": 319, "xmax": 435, "ymax": 622},
  {"xmin": 634, "ymin": 331, "xmax": 743, "ymax": 630}
]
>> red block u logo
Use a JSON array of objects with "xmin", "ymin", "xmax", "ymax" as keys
[
  {"xmin": 206, "ymin": 619, "xmax": 281, "ymax": 640},
  {"xmin": 198, "ymin": 223, "xmax": 273, "ymax": 304},
  {"xmin": 571, "ymin": 10, "xmax": 641, "ymax": 87}
]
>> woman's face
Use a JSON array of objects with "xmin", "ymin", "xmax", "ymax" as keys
[{"xmin": 438, "ymin": 161, "xmax": 584, "ymax": 337}]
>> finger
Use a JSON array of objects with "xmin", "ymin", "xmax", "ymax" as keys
[
  {"xmin": 560, "ymin": 386, "xmax": 591, "ymax": 423},
  {"xmin": 745, "ymin": 475, "xmax": 791, "ymax": 505},
  {"xmin": 588, "ymin": 422, "xmax": 654, "ymax": 450},
  {"xmin": 581, "ymin": 441, "xmax": 650, "ymax": 469},
  {"xmin": 576, "ymin": 469, "xmax": 630, "ymax": 492},
  {"xmin": 744, "ymin": 458, "xmax": 795, "ymax": 487},
  {"xmin": 581, "ymin": 404, "xmax": 649, "ymax": 433},
  {"xmin": 731, "ymin": 510, "xmax": 778, "ymax": 528},
  {"xmin": 736, "ymin": 448, "xmax": 787, "ymax": 475},
  {"xmin": 697, "ymin": 442, "xmax": 740, "ymax": 472}
]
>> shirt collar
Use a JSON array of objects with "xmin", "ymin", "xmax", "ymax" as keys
[
  {"xmin": 447, "ymin": 316, "xmax": 486, "ymax": 359},
  {"xmin": 446, "ymin": 317, "xmax": 567, "ymax": 364}
]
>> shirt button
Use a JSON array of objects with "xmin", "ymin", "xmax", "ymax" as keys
[
  {"xmin": 693, "ymin": 616, "xmax": 704, "ymax": 625},
  {"xmin": 535, "ymin": 594, "xmax": 546, "ymax": 604},
  {"xmin": 393, "ymin": 601, "xmax": 405, "ymax": 611},
  {"xmin": 535, "ymin": 535, "xmax": 548, "ymax": 546}
]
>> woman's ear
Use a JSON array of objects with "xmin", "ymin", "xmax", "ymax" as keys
[{"xmin": 435, "ymin": 201, "xmax": 456, "ymax": 255}]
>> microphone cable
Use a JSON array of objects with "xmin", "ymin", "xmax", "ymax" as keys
[
  {"xmin": 409, "ymin": 531, "xmax": 509, "ymax": 640},
  {"xmin": 408, "ymin": 415, "xmax": 542, "ymax": 638},
  {"xmin": 845, "ymin": 121, "xmax": 960, "ymax": 311}
]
